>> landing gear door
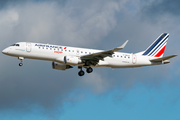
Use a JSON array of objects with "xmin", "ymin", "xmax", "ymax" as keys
[
  {"xmin": 26, "ymin": 43, "xmax": 31, "ymax": 52},
  {"xmin": 132, "ymin": 54, "xmax": 137, "ymax": 64}
]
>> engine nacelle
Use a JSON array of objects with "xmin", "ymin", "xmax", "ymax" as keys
[
  {"xmin": 64, "ymin": 56, "xmax": 81, "ymax": 65},
  {"xmin": 52, "ymin": 62, "xmax": 73, "ymax": 70}
]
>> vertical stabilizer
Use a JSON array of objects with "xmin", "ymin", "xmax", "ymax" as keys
[{"xmin": 142, "ymin": 33, "xmax": 169, "ymax": 57}]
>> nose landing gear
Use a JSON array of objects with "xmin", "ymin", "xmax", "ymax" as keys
[{"xmin": 18, "ymin": 57, "xmax": 24, "ymax": 67}]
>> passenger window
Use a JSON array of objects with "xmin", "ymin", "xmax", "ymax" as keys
[
  {"xmin": 69, "ymin": 50, "xmax": 71, "ymax": 52},
  {"xmin": 81, "ymin": 51, "xmax": 83, "ymax": 53},
  {"xmin": 46, "ymin": 48, "xmax": 48, "ymax": 50},
  {"xmin": 16, "ymin": 44, "xmax": 20, "ymax": 46},
  {"xmin": 50, "ymin": 48, "xmax": 52, "ymax": 50},
  {"xmin": 117, "ymin": 55, "xmax": 119, "ymax": 57},
  {"xmin": 39, "ymin": 47, "xmax": 40, "ymax": 49}
]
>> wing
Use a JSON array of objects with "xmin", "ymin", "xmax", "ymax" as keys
[
  {"xmin": 80, "ymin": 40, "xmax": 128, "ymax": 66},
  {"xmin": 150, "ymin": 55, "xmax": 177, "ymax": 62}
]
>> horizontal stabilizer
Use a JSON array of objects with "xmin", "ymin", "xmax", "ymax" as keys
[{"xmin": 150, "ymin": 55, "xmax": 177, "ymax": 62}]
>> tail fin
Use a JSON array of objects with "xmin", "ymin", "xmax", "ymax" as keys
[{"xmin": 142, "ymin": 33, "xmax": 169, "ymax": 57}]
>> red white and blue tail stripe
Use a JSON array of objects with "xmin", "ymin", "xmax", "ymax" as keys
[{"xmin": 142, "ymin": 33, "xmax": 169, "ymax": 57}]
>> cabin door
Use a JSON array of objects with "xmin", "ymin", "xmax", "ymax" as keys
[
  {"xmin": 132, "ymin": 54, "xmax": 137, "ymax": 64},
  {"xmin": 26, "ymin": 43, "xmax": 31, "ymax": 52}
]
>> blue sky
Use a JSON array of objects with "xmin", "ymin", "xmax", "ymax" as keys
[
  {"xmin": 0, "ymin": 0, "xmax": 180, "ymax": 120},
  {"xmin": 1, "ymin": 84, "xmax": 180, "ymax": 120}
]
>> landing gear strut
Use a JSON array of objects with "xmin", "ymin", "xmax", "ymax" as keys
[
  {"xmin": 85, "ymin": 60, "xmax": 90, "ymax": 66},
  {"xmin": 18, "ymin": 57, "xmax": 24, "ymax": 67}
]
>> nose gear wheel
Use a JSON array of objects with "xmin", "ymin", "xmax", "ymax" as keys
[{"xmin": 19, "ymin": 63, "xmax": 23, "ymax": 66}]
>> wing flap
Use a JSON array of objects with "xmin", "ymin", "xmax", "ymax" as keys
[{"xmin": 150, "ymin": 55, "xmax": 177, "ymax": 62}]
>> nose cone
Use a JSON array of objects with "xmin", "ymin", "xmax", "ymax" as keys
[{"xmin": 2, "ymin": 48, "xmax": 8, "ymax": 54}]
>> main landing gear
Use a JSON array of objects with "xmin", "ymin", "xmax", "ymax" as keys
[
  {"xmin": 78, "ymin": 66, "xmax": 93, "ymax": 76},
  {"xmin": 18, "ymin": 57, "xmax": 24, "ymax": 67}
]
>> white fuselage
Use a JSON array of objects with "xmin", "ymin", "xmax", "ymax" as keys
[{"xmin": 2, "ymin": 42, "xmax": 160, "ymax": 68}]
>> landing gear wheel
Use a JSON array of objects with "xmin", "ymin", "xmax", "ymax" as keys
[
  {"xmin": 78, "ymin": 70, "xmax": 85, "ymax": 76},
  {"xmin": 86, "ymin": 67, "xmax": 93, "ymax": 73},
  {"xmin": 19, "ymin": 63, "xmax": 23, "ymax": 66}
]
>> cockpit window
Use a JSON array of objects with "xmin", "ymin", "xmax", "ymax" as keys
[
  {"xmin": 11, "ymin": 44, "xmax": 20, "ymax": 46},
  {"xmin": 11, "ymin": 44, "xmax": 16, "ymax": 46}
]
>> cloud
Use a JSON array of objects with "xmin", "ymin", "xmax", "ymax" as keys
[
  {"xmin": 140, "ymin": 0, "xmax": 180, "ymax": 22},
  {"xmin": 0, "ymin": 0, "xmax": 122, "ymax": 48},
  {"xmin": 82, "ymin": 72, "xmax": 110, "ymax": 94}
]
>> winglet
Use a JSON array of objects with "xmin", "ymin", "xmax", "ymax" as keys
[{"xmin": 114, "ymin": 40, "xmax": 129, "ymax": 52}]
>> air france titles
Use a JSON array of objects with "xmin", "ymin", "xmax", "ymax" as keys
[{"xmin": 35, "ymin": 44, "xmax": 64, "ymax": 54}]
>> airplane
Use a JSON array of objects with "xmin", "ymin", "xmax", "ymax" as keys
[{"xmin": 2, "ymin": 33, "xmax": 177, "ymax": 76}]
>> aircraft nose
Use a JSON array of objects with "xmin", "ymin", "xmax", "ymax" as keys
[{"xmin": 2, "ymin": 48, "xmax": 8, "ymax": 54}]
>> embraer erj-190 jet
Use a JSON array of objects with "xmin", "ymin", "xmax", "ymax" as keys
[{"xmin": 2, "ymin": 33, "xmax": 177, "ymax": 76}]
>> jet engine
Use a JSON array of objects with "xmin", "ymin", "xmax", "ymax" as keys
[
  {"xmin": 52, "ymin": 62, "xmax": 73, "ymax": 70},
  {"xmin": 64, "ymin": 56, "xmax": 81, "ymax": 65}
]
